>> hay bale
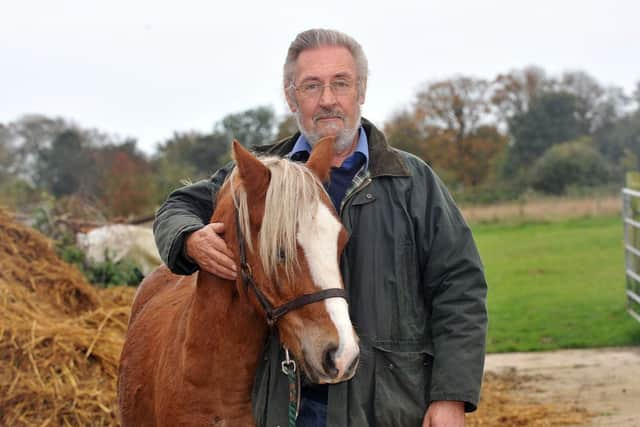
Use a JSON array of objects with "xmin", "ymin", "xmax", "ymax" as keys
[{"xmin": 0, "ymin": 209, "xmax": 136, "ymax": 426}]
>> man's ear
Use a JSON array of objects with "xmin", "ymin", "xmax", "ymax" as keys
[
  {"xmin": 285, "ymin": 88, "xmax": 298, "ymax": 113},
  {"xmin": 358, "ymin": 79, "xmax": 367, "ymax": 105}
]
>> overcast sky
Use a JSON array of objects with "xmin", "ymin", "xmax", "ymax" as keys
[{"xmin": 2, "ymin": 0, "xmax": 638, "ymax": 153}]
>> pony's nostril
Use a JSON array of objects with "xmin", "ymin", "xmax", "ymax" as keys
[
  {"xmin": 346, "ymin": 354, "xmax": 359, "ymax": 374},
  {"xmin": 322, "ymin": 345, "xmax": 338, "ymax": 377}
]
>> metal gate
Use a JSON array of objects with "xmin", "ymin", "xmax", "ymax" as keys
[{"xmin": 622, "ymin": 187, "xmax": 640, "ymax": 322}]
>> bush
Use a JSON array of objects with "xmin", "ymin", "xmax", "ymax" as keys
[
  {"xmin": 454, "ymin": 175, "xmax": 534, "ymax": 205},
  {"xmin": 530, "ymin": 138, "xmax": 610, "ymax": 195},
  {"xmin": 32, "ymin": 206, "xmax": 142, "ymax": 287},
  {"xmin": 57, "ymin": 242, "xmax": 143, "ymax": 287}
]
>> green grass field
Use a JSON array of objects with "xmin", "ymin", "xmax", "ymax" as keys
[{"xmin": 472, "ymin": 215, "xmax": 640, "ymax": 353}]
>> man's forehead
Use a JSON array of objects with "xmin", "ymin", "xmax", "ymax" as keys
[{"xmin": 294, "ymin": 46, "xmax": 357, "ymax": 81}]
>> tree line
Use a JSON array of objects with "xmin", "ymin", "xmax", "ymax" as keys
[
  {"xmin": 386, "ymin": 67, "xmax": 639, "ymax": 200},
  {"xmin": 1, "ymin": 66, "xmax": 639, "ymax": 218}
]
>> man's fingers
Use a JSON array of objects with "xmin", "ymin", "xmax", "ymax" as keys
[
  {"xmin": 208, "ymin": 231, "xmax": 236, "ymax": 264},
  {"xmin": 186, "ymin": 223, "xmax": 237, "ymax": 279},
  {"xmin": 200, "ymin": 223, "xmax": 234, "ymax": 260},
  {"xmin": 204, "ymin": 259, "xmax": 237, "ymax": 280},
  {"xmin": 199, "ymin": 243, "xmax": 237, "ymax": 279},
  {"xmin": 210, "ymin": 246, "xmax": 237, "ymax": 273},
  {"xmin": 198, "ymin": 223, "xmax": 236, "ymax": 269}
]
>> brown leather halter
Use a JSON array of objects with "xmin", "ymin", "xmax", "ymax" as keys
[{"xmin": 235, "ymin": 208, "xmax": 347, "ymax": 327}]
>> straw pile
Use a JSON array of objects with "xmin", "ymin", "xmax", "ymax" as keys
[
  {"xmin": 467, "ymin": 369, "xmax": 592, "ymax": 426},
  {"xmin": 0, "ymin": 209, "xmax": 136, "ymax": 426}
]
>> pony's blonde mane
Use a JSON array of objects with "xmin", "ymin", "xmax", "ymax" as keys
[{"xmin": 231, "ymin": 156, "xmax": 326, "ymax": 281}]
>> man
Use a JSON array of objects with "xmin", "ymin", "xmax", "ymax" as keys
[{"xmin": 154, "ymin": 29, "xmax": 487, "ymax": 427}]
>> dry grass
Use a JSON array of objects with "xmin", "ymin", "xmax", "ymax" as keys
[
  {"xmin": 0, "ymin": 209, "xmax": 136, "ymax": 426},
  {"xmin": 467, "ymin": 369, "xmax": 592, "ymax": 426},
  {"xmin": 461, "ymin": 195, "xmax": 620, "ymax": 224}
]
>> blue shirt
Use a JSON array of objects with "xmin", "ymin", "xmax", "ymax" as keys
[{"xmin": 289, "ymin": 128, "xmax": 369, "ymax": 211}]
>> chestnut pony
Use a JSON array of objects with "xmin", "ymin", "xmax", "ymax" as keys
[{"xmin": 118, "ymin": 138, "xmax": 360, "ymax": 426}]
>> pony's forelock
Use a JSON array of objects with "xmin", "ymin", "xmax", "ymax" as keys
[{"xmin": 231, "ymin": 156, "xmax": 325, "ymax": 281}]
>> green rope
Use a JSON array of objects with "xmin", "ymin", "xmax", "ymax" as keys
[
  {"xmin": 287, "ymin": 367, "xmax": 297, "ymax": 427},
  {"xmin": 282, "ymin": 347, "xmax": 298, "ymax": 427}
]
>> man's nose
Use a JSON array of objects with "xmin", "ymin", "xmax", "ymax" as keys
[{"xmin": 318, "ymin": 84, "xmax": 338, "ymax": 107}]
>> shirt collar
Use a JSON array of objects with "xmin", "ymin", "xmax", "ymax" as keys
[{"xmin": 288, "ymin": 127, "xmax": 369, "ymax": 170}]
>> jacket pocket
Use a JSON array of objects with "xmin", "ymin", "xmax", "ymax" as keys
[{"xmin": 373, "ymin": 343, "xmax": 433, "ymax": 426}]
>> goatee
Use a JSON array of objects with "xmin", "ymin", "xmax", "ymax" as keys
[{"xmin": 296, "ymin": 109, "xmax": 361, "ymax": 154}]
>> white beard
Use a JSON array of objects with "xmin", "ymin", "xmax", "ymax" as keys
[{"xmin": 295, "ymin": 109, "xmax": 361, "ymax": 154}]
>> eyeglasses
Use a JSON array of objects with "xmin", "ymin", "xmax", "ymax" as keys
[{"xmin": 290, "ymin": 79, "xmax": 358, "ymax": 99}]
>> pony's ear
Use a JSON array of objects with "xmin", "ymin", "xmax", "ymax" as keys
[
  {"xmin": 306, "ymin": 136, "xmax": 334, "ymax": 183},
  {"xmin": 232, "ymin": 140, "xmax": 271, "ymax": 201}
]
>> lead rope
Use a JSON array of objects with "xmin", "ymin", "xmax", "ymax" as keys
[{"xmin": 281, "ymin": 347, "xmax": 300, "ymax": 427}]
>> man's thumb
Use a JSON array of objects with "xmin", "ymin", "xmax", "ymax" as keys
[
  {"xmin": 210, "ymin": 222, "xmax": 225, "ymax": 233},
  {"xmin": 421, "ymin": 413, "xmax": 431, "ymax": 427}
]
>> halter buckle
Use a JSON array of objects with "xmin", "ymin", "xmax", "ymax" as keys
[
  {"xmin": 266, "ymin": 312, "xmax": 276, "ymax": 328},
  {"xmin": 281, "ymin": 347, "xmax": 297, "ymax": 375},
  {"xmin": 240, "ymin": 262, "xmax": 252, "ymax": 276}
]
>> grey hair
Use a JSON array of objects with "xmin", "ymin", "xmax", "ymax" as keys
[{"xmin": 283, "ymin": 28, "xmax": 369, "ymax": 94}]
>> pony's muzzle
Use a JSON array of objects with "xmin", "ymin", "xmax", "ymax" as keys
[{"xmin": 323, "ymin": 343, "xmax": 360, "ymax": 381}]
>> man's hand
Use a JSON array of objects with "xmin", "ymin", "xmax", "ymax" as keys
[
  {"xmin": 185, "ymin": 223, "xmax": 237, "ymax": 280},
  {"xmin": 422, "ymin": 401, "xmax": 464, "ymax": 427}
]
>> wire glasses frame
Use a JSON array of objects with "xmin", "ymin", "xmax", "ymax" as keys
[{"xmin": 289, "ymin": 79, "xmax": 359, "ymax": 100}]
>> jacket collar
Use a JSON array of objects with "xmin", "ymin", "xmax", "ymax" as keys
[{"xmin": 253, "ymin": 117, "xmax": 410, "ymax": 177}]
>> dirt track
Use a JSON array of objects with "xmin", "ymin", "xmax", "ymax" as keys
[{"xmin": 483, "ymin": 347, "xmax": 640, "ymax": 426}]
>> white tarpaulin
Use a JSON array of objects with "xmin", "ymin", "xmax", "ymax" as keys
[{"xmin": 76, "ymin": 224, "xmax": 162, "ymax": 276}]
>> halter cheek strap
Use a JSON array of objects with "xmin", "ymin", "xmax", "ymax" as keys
[{"xmin": 234, "ymin": 208, "xmax": 347, "ymax": 327}]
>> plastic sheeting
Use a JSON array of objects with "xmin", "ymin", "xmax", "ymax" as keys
[{"xmin": 77, "ymin": 224, "xmax": 161, "ymax": 276}]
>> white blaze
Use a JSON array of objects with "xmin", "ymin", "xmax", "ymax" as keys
[{"xmin": 297, "ymin": 203, "xmax": 359, "ymax": 375}]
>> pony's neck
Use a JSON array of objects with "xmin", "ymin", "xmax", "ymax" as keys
[
  {"xmin": 180, "ymin": 188, "xmax": 271, "ymax": 422},
  {"xmin": 182, "ymin": 269, "xmax": 269, "ymax": 421}
]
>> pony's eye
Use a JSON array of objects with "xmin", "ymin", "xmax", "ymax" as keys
[{"xmin": 278, "ymin": 248, "xmax": 286, "ymax": 263}]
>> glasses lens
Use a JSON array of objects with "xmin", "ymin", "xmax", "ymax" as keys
[
  {"xmin": 333, "ymin": 80, "xmax": 351, "ymax": 94},
  {"xmin": 302, "ymin": 82, "xmax": 322, "ymax": 97},
  {"xmin": 297, "ymin": 80, "xmax": 356, "ymax": 98}
]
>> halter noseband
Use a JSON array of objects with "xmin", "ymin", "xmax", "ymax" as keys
[{"xmin": 235, "ymin": 208, "xmax": 347, "ymax": 327}]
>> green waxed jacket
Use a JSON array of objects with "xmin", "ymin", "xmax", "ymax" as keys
[{"xmin": 153, "ymin": 118, "xmax": 488, "ymax": 426}]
